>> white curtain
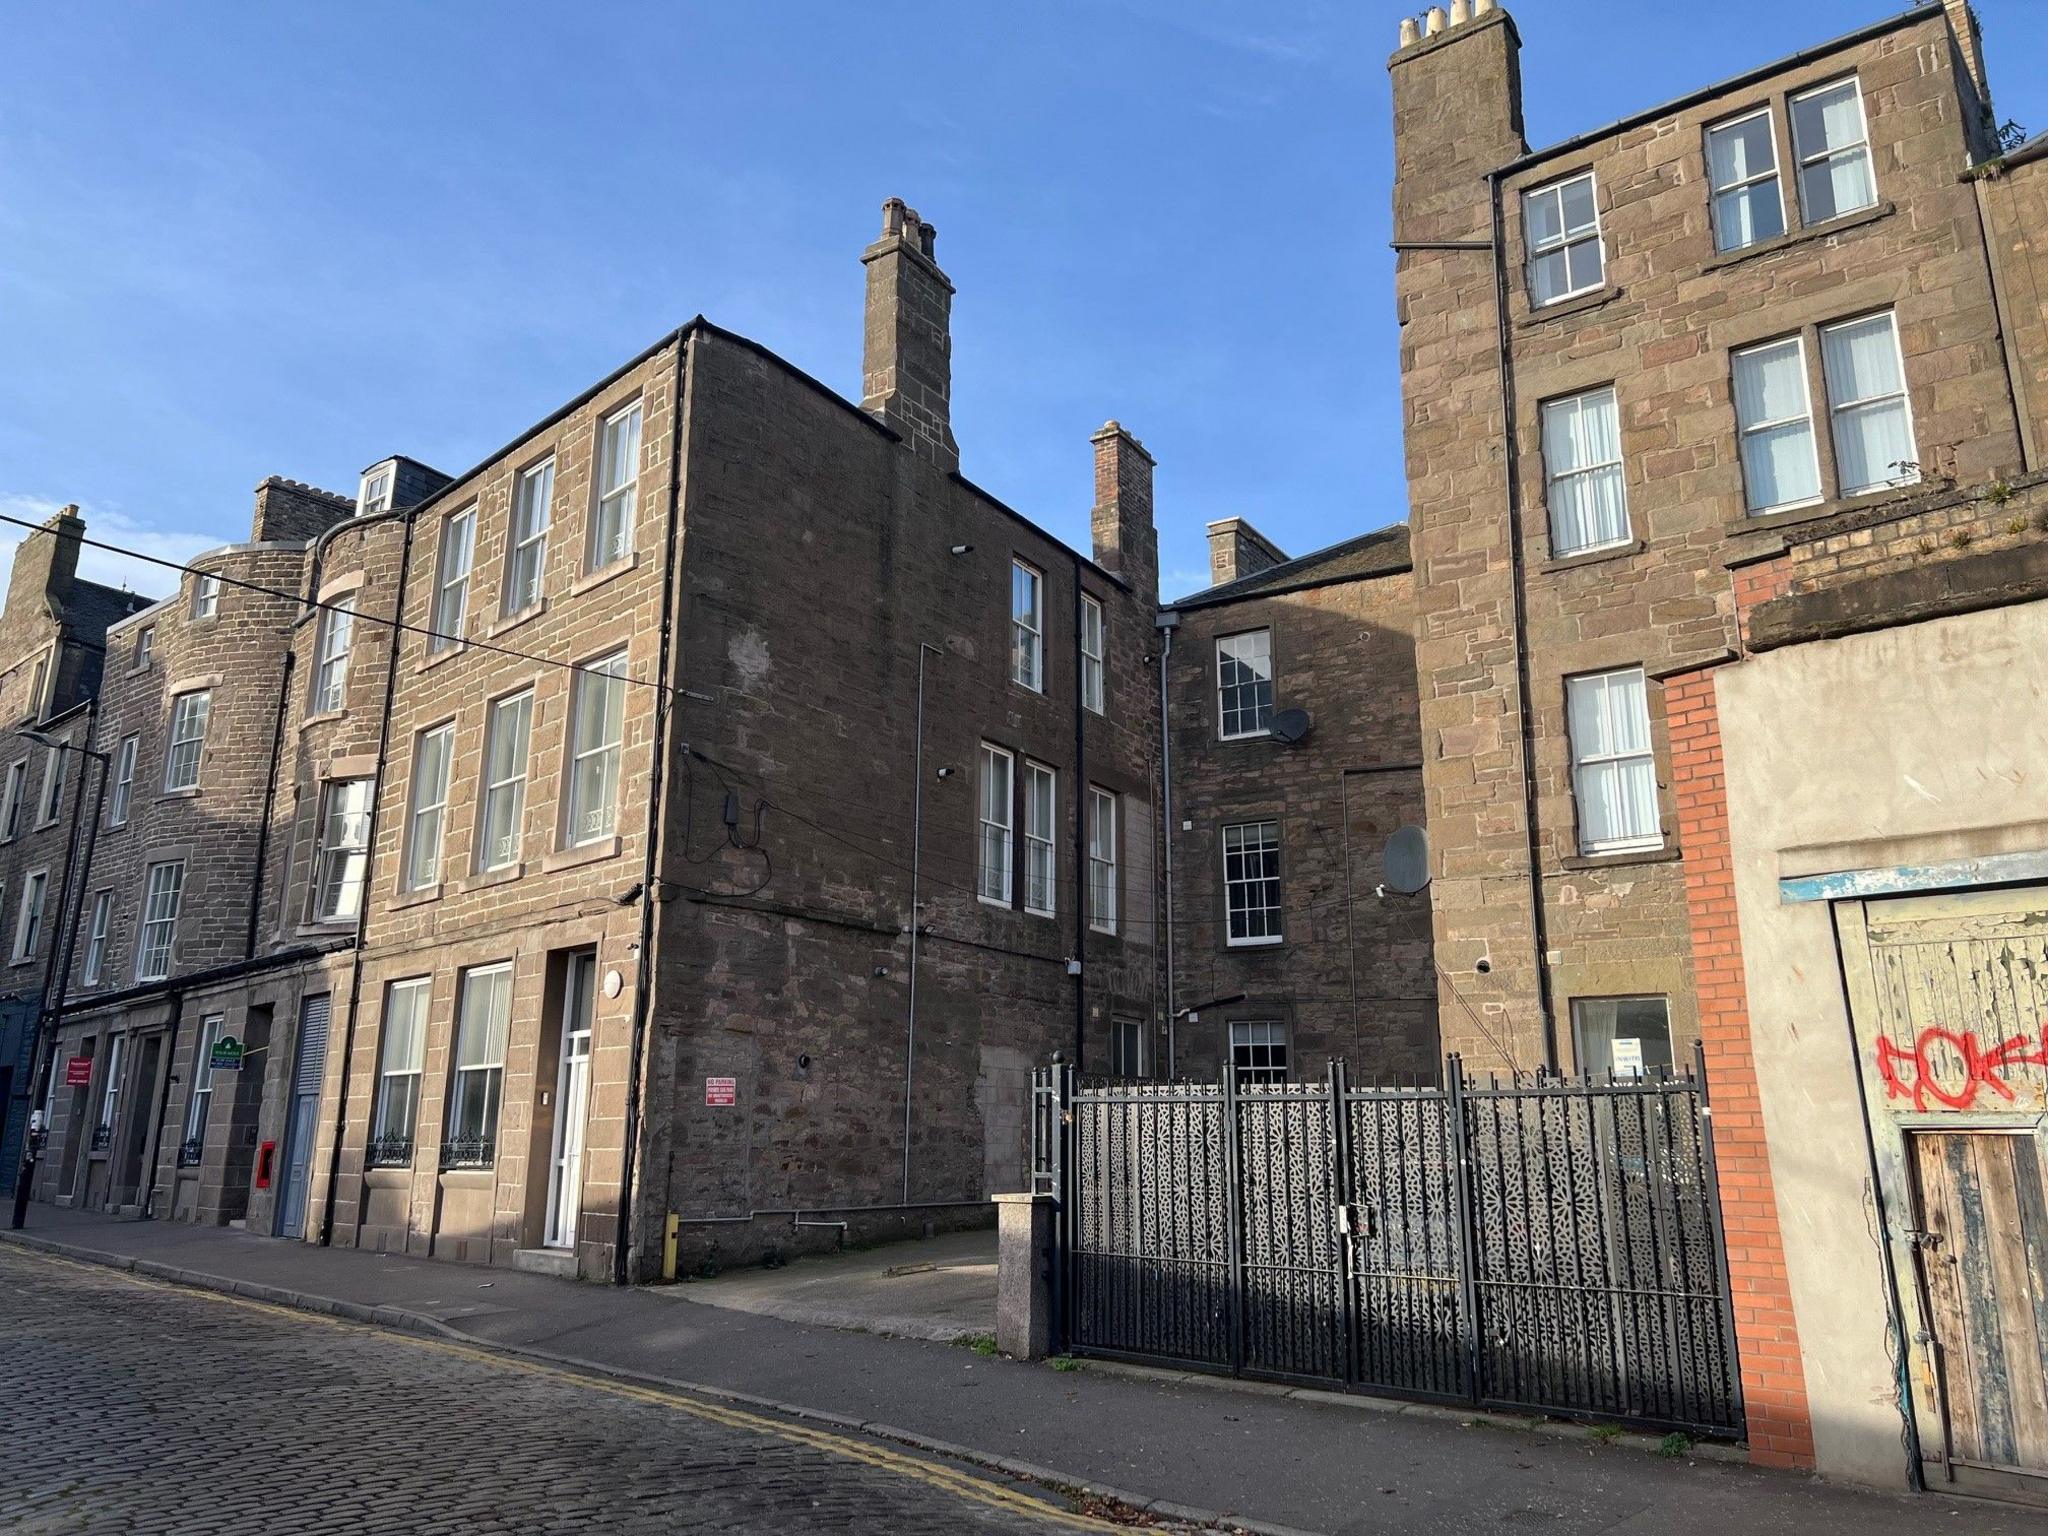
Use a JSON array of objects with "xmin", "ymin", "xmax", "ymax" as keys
[
  {"xmin": 1734, "ymin": 341, "xmax": 1820, "ymax": 510},
  {"xmin": 1794, "ymin": 83, "xmax": 1874, "ymax": 220},
  {"xmin": 1824, "ymin": 314, "xmax": 1915, "ymax": 492},
  {"xmin": 1570, "ymin": 670, "xmax": 1658, "ymax": 851},
  {"xmin": 1544, "ymin": 389, "xmax": 1629, "ymax": 555}
]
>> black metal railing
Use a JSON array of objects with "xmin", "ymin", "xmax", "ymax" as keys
[
  {"xmin": 177, "ymin": 1137, "xmax": 204, "ymax": 1168},
  {"xmin": 1035, "ymin": 1044, "xmax": 1742, "ymax": 1437},
  {"xmin": 438, "ymin": 1134, "xmax": 495, "ymax": 1170},
  {"xmin": 365, "ymin": 1134, "xmax": 416, "ymax": 1169}
]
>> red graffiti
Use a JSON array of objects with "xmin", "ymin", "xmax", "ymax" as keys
[{"xmin": 1875, "ymin": 1027, "xmax": 2048, "ymax": 1111}]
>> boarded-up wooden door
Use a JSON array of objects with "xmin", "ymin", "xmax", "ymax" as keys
[{"xmin": 1908, "ymin": 1130, "xmax": 2048, "ymax": 1486}]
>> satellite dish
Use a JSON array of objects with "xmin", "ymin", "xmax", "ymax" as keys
[
  {"xmin": 1269, "ymin": 707, "xmax": 1311, "ymax": 745},
  {"xmin": 1382, "ymin": 824, "xmax": 1431, "ymax": 895}
]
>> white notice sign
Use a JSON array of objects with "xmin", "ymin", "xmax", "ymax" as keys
[{"xmin": 1611, "ymin": 1037, "xmax": 1645, "ymax": 1079}]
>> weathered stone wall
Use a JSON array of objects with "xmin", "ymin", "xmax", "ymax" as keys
[
  {"xmin": 1166, "ymin": 556, "xmax": 1437, "ymax": 1085},
  {"xmin": 1395, "ymin": 3, "xmax": 2028, "ymax": 1072}
]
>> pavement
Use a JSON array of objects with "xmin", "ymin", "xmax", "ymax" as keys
[
  {"xmin": 668, "ymin": 1227, "xmax": 998, "ymax": 1342},
  {"xmin": 4, "ymin": 1206, "xmax": 2039, "ymax": 1536}
]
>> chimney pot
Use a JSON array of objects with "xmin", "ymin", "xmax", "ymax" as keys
[
  {"xmin": 1424, "ymin": 6, "xmax": 1446, "ymax": 35},
  {"xmin": 1449, "ymin": 0, "xmax": 1470, "ymax": 23},
  {"xmin": 1399, "ymin": 16, "xmax": 1420, "ymax": 45},
  {"xmin": 1474, "ymin": 0, "xmax": 1496, "ymax": 12}
]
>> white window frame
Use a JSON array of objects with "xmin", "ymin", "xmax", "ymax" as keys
[
  {"xmin": 1079, "ymin": 594, "xmax": 1105, "ymax": 716},
  {"xmin": 312, "ymin": 777, "xmax": 373, "ymax": 923},
  {"xmin": 1732, "ymin": 335, "xmax": 1823, "ymax": 515},
  {"xmin": 477, "ymin": 688, "xmax": 534, "ymax": 872},
  {"xmin": 358, "ymin": 465, "xmax": 395, "ymax": 514},
  {"xmin": 590, "ymin": 401, "xmax": 642, "ymax": 570},
  {"xmin": 444, "ymin": 962, "xmax": 513, "ymax": 1167},
  {"xmin": 1523, "ymin": 171, "xmax": 1605, "ymax": 307},
  {"xmin": 0, "ymin": 760, "xmax": 22, "ymax": 840},
  {"xmin": 311, "ymin": 597, "xmax": 355, "ymax": 715},
  {"xmin": 163, "ymin": 690, "xmax": 211, "ymax": 792},
  {"xmin": 1022, "ymin": 759, "xmax": 1056, "ymax": 918},
  {"xmin": 1230, "ymin": 1020, "xmax": 1289, "ymax": 1086},
  {"xmin": 1568, "ymin": 666, "xmax": 1662, "ymax": 856},
  {"xmin": 1821, "ymin": 310, "xmax": 1919, "ymax": 496},
  {"xmin": 1541, "ymin": 386, "xmax": 1630, "ymax": 557},
  {"xmin": 183, "ymin": 1014, "xmax": 225, "ymax": 1149},
  {"xmin": 1705, "ymin": 107, "xmax": 1785, "ymax": 254},
  {"xmin": 1789, "ymin": 76, "xmax": 1877, "ymax": 224},
  {"xmin": 1216, "ymin": 629, "xmax": 1274, "ymax": 741},
  {"xmin": 97, "ymin": 1034, "xmax": 126, "ymax": 1132},
  {"xmin": 1088, "ymin": 786, "xmax": 1118, "ymax": 936},
  {"xmin": 1110, "ymin": 1016, "xmax": 1143, "ymax": 1079},
  {"xmin": 191, "ymin": 573, "xmax": 220, "ymax": 621},
  {"xmin": 429, "ymin": 506, "xmax": 475, "ymax": 654},
  {"xmin": 370, "ymin": 977, "xmax": 431, "ymax": 1164},
  {"xmin": 134, "ymin": 626, "xmax": 154, "ymax": 670},
  {"xmin": 1010, "ymin": 560, "xmax": 1044, "ymax": 693},
  {"xmin": 82, "ymin": 889, "xmax": 112, "ymax": 985},
  {"xmin": 404, "ymin": 722, "xmax": 454, "ymax": 890},
  {"xmin": 977, "ymin": 743, "xmax": 1014, "ymax": 907},
  {"xmin": 504, "ymin": 456, "xmax": 554, "ymax": 615},
  {"xmin": 1223, "ymin": 820, "xmax": 1282, "ymax": 948},
  {"xmin": 13, "ymin": 868, "xmax": 47, "ymax": 963},
  {"xmin": 34, "ymin": 739, "xmax": 65, "ymax": 826},
  {"xmin": 565, "ymin": 654, "xmax": 627, "ymax": 847},
  {"xmin": 108, "ymin": 736, "xmax": 137, "ymax": 827},
  {"xmin": 136, "ymin": 860, "xmax": 185, "ymax": 982}
]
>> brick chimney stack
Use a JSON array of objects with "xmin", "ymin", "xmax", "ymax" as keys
[
  {"xmin": 1089, "ymin": 421, "xmax": 1158, "ymax": 602},
  {"xmin": 862, "ymin": 198, "xmax": 959, "ymax": 473},
  {"xmin": 7, "ymin": 503, "xmax": 84, "ymax": 620}
]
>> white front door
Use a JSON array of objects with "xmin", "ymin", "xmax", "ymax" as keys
[{"xmin": 544, "ymin": 953, "xmax": 595, "ymax": 1250}]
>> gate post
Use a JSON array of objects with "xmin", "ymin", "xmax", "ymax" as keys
[
  {"xmin": 1692, "ymin": 1037, "xmax": 1746, "ymax": 1426},
  {"xmin": 1052, "ymin": 1054, "xmax": 1074, "ymax": 1354},
  {"xmin": 1445, "ymin": 1053, "xmax": 1483, "ymax": 1405},
  {"xmin": 1328, "ymin": 1057, "xmax": 1359, "ymax": 1385},
  {"xmin": 1221, "ymin": 1057, "xmax": 1246, "ymax": 1375}
]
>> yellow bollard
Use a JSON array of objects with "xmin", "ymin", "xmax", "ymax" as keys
[{"xmin": 661, "ymin": 1213, "xmax": 680, "ymax": 1282}]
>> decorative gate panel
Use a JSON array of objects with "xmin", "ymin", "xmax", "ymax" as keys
[{"xmin": 1044, "ymin": 1051, "xmax": 1744, "ymax": 1436}]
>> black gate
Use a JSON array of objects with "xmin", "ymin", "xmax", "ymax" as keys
[{"xmin": 1032, "ymin": 1048, "xmax": 1743, "ymax": 1436}]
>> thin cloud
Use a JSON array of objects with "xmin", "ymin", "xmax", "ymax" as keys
[{"xmin": 0, "ymin": 493, "xmax": 228, "ymax": 601}]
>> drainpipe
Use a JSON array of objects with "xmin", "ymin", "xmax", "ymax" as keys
[
  {"xmin": 901, "ymin": 641, "xmax": 941, "ymax": 1203},
  {"xmin": 317, "ymin": 501, "xmax": 420, "ymax": 1247},
  {"xmin": 1154, "ymin": 611, "xmax": 1178, "ymax": 1075},
  {"xmin": 1069, "ymin": 553, "xmax": 1087, "ymax": 1068},
  {"xmin": 246, "ymin": 649, "xmax": 295, "ymax": 960},
  {"xmin": 140, "ymin": 988, "xmax": 185, "ymax": 1218},
  {"xmin": 1486, "ymin": 168, "xmax": 1559, "ymax": 1071},
  {"xmin": 613, "ymin": 327, "xmax": 693, "ymax": 1284}
]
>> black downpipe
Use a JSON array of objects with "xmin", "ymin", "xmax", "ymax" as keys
[
  {"xmin": 317, "ymin": 505, "xmax": 420, "ymax": 1246},
  {"xmin": 246, "ymin": 649, "xmax": 295, "ymax": 960},
  {"xmin": 613, "ymin": 331, "xmax": 691, "ymax": 1285},
  {"xmin": 1487, "ymin": 171, "xmax": 1558, "ymax": 1071},
  {"xmin": 1070, "ymin": 552, "xmax": 1087, "ymax": 1068}
]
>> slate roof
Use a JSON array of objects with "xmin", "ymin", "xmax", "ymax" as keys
[
  {"xmin": 67, "ymin": 578, "xmax": 153, "ymax": 641},
  {"xmin": 1169, "ymin": 522, "xmax": 1412, "ymax": 611}
]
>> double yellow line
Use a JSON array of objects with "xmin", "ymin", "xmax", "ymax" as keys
[{"xmin": 11, "ymin": 1246, "xmax": 1118, "ymax": 1533}]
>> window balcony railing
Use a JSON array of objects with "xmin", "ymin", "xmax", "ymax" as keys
[
  {"xmin": 438, "ymin": 1134, "xmax": 495, "ymax": 1171},
  {"xmin": 365, "ymin": 1134, "xmax": 415, "ymax": 1170}
]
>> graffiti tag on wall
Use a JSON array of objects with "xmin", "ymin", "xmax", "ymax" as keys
[{"xmin": 1875, "ymin": 1027, "xmax": 2048, "ymax": 1111}]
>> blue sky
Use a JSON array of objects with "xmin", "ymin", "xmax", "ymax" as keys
[{"xmin": 2, "ymin": 1, "xmax": 2040, "ymax": 601}]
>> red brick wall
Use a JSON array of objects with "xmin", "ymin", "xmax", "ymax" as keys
[{"xmin": 1667, "ymin": 663, "xmax": 1815, "ymax": 1469}]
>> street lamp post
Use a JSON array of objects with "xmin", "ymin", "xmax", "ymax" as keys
[{"xmin": 9, "ymin": 729, "xmax": 110, "ymax": 1230}]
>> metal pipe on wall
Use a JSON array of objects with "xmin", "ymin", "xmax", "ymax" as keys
[
  {"xmin": 1156, "ymin": 612, "xmax": 1178, "ymax": 1076},
  {"xmin": 901, "ymin": 640, "xmax": 941, "ymax": 1204}
]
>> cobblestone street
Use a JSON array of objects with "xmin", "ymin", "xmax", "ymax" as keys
[{"xmin": 0, "ymin": 1247, "xmax": 1113, "ymax": 1536}]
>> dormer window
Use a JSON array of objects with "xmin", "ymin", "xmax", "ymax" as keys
[{"xmin": 359, "ymin": 464, "xmax": 396, "ymax": 514}]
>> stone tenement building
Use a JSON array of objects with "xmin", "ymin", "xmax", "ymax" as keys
[
  {"xmin": 1161, "ymin": 519, "xmax": 1436, "ymax": 1084},
  {"xmin": 0, "ymin": 508, "xmax": 150, "ymax": 1195},
  {"xmin": 28, "ymin": 200, "xmax": 1164, "ymax": 1280},
  {"xmin": 1390, "ymin": 0, "xmax": 2048, "ymax": 1497}
]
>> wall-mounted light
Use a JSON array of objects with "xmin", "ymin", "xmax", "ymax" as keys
[
  {"xmin": 936, "ymin": 766, "xmax": 955, "ymax": 779},
  {"xmin": 950, "ymin": 544, "xmax": 973, "ymax": 556}
]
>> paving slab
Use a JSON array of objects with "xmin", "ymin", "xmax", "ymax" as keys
[
  {"xmin": 664, "ymin": 1228, "xmax": 997, "ymax": 1341},
  {"xmin": 6, "ymin": 1205, "xmax": 2038, "ymax": 1536}
]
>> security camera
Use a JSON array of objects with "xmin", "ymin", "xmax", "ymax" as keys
[{"xmin": 1474, "ymin": 956, "xmax": 1493, "ymax": 975}]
